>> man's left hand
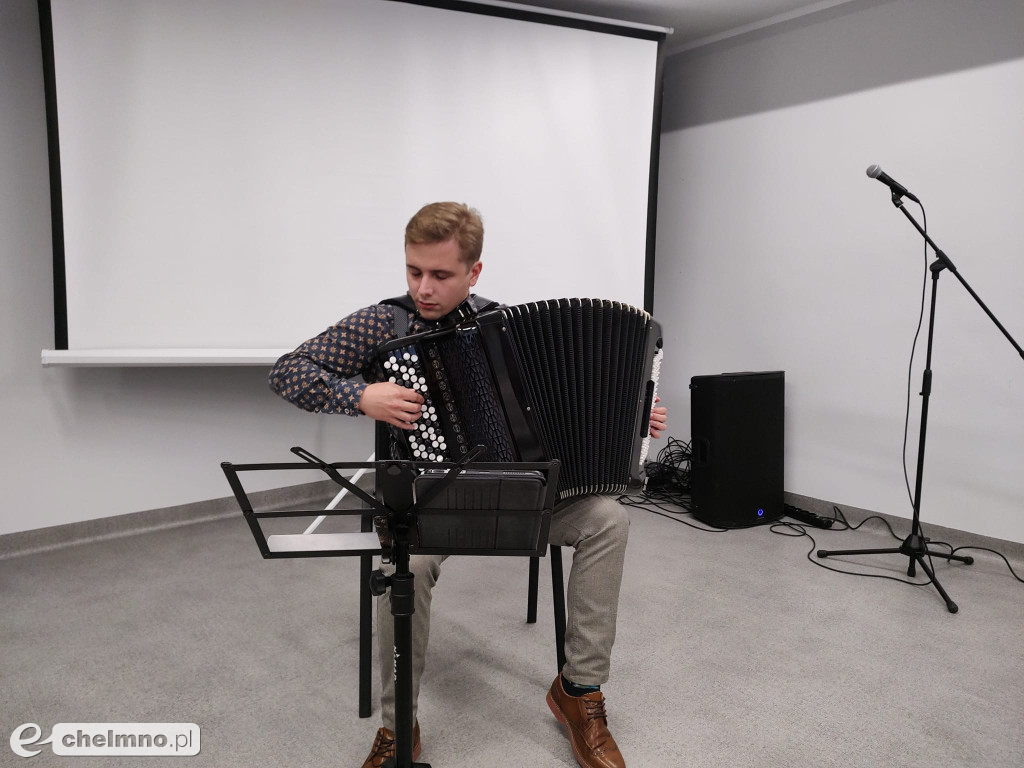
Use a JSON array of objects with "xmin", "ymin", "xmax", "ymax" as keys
[{"xmin": 650, "ymin": 396, "xmax": 668, "ymax": 439}]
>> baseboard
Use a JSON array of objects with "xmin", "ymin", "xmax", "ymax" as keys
[
  {"xmin": 5, "ymin": 482, "xmax": 1019, "ymax": 568},
  {"xmin": 785, "ymin": 491, "xmax": 1024, "ymax": 565}
]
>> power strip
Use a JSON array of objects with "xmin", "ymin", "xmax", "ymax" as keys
[{"xmin": 783, "ymin": 504, "xmax": 834, "ymax": 529}]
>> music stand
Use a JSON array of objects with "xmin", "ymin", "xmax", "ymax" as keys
[{"xmin": 222, "ymin": 447, "xmax": 560, "ymax": 768}]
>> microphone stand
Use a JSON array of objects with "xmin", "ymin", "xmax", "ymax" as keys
[{"xmin": 817, "ymin": 190, "xmax": 1024, "ymax": 613}]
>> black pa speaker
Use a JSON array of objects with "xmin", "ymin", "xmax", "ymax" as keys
[{"xmin": 689, "ymin": 371, "xmax": 784, "ymax": 528}]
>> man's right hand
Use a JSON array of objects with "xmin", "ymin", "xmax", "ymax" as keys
[{"xmin": 358, "ymin": 382, "xmax": 425, "ymax": 429}]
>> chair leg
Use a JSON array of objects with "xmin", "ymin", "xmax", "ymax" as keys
[
  {"xmin": 550, "ymin": 545, "xmax": 566, "ymax": 674},
  {"xmin": 527, "ymin": 556, "xmax": 539, "ymax": 623},
  {"xmin": 358, "ymin": 552, "xmax": 372, "ymax": 718}
]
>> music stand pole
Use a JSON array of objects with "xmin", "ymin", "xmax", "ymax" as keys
[
  {"xmin": 376, "ymin": 518, "xmax": 423, "ymax": 768},
  {"xmin": 371, "ymin": 460, "xmax": 434, "ymax": 768},
  {"xmin": 818, "ymin": 190, "xmax": 1023, "ymax": 612},
  {"xmin": 373, "ymin": 446, "xmax": 491, "ymax": 768}
]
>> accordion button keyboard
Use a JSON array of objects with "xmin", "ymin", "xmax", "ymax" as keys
[{"xmin": 386, "ymin": 344, "xmax": 452, "ymax": 463}]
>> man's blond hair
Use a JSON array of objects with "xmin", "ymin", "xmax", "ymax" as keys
[{"xmin": 405, "ymin": 202, "xmax": 484, "ymax": 266}]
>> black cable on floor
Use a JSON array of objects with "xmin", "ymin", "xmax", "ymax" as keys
[
  {"xmin": 623, "ymin": 467, "xmax": 1024, "ymax": 585},
  {"xmin": 617, "ymin": 494, "xmax": 727, "ymax": 532},
  {"xmin": 768, "ymin": 519, "xmax": 941, "ymax": 587},
  {"xmin": 921, "ymin": 541, "xmax": 1024, "ymax": 584}
]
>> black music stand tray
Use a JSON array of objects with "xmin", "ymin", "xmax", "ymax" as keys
[{"xmin": 222, "ymin": 447, "xmax": 560, "ymax": 768}]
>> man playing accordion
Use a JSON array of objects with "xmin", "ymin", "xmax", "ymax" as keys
[{"xmin": 270, "ymin": 202, "xmax": 668, "ymax": 768}]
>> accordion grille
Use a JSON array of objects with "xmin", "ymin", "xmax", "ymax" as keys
[{"xmin": 430, "ymin": 328, "xmax": 517, "ymax": 462}]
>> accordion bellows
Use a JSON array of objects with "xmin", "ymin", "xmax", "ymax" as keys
[{"xmin": 379, "ymin": 298, "xmax": 663, "ymax": 500}]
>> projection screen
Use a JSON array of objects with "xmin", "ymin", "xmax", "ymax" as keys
[{"xmin": 39, "ymin": 0, "xmax": 667, "ymax": 364}]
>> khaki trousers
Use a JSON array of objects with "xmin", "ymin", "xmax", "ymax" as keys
[{"xmin": 377, "ymin": 494, "xmax": 630, "ymax": 729}]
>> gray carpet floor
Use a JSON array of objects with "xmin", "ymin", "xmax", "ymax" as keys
[{"xmin": 3, "ymin": 500, "xmax": 1023, "ymax": 768}]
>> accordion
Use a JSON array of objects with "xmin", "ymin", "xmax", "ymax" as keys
[{"xmin": 378, "ymin": 298, "xmax": 663, "ymax": 500}]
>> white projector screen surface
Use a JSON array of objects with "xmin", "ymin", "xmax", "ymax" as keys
[{"xmin": 46, "ymin": 0, "xmax": 661, "ymax": 353}]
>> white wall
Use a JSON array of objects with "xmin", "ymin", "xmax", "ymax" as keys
[
  {"xmin": 0, "ymin": 0, "xmax": 372, "ymax": 538},
  {"xmin": 656, "ymin": 0, "xmax": 1024, "ymax": 542},
  {"xmin": 6, "ymin": 0, "xmax": 1023, "ymax": 544}
]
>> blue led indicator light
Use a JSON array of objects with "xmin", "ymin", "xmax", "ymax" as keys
[{"xmin": 757, "ymin": 508, "xmax": 764, "ymax": 517}]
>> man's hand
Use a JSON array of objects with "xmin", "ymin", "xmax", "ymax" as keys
[
  {"xmin": 358, "ymin": 382, "xmax": 425, "ymax": 429},
  {"xmin": 650, "ymin": 395, "xmax": 668, "ymax": 439}
]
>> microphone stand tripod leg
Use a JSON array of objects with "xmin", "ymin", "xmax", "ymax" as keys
[{"xmin": 914, "ymin": 554, "xmax": 958, "ymax": 614}]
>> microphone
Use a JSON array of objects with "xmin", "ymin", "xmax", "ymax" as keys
[{"xmin": 866, "ymin": 164, "xmax": 920, "ymax": 203}]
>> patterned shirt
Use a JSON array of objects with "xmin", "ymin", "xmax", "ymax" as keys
[{"xmin": 268, "ymin": 294, "xmax": 491, "ymax": 416}]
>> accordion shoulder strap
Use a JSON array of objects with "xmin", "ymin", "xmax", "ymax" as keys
[
  {"xmin": 473, "ymin": 295, "xmax": 500, "ymax": 312},
  {"xmin": 379, "ymin": 293, "xmax": 500, "ymax": 338},
  {"xmin": 379, "ymin": 294, "xmax": 416, "ymax": 337}
]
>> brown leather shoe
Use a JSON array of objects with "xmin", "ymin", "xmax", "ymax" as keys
[
  {"xmin": 360, "ymin": 721, "xmax": 421, "ymax": 768},
  {"xmin": 546, "ymin": 676, "xmax": 625, "ymax": 768}
]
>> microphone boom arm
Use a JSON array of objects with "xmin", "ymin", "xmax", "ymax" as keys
[{"xmin": 890, "ymin": 198, "xmax": 1024, "ymax": 359}]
